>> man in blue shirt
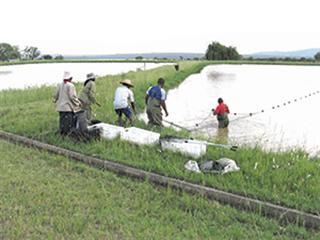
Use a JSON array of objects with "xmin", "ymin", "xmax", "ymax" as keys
[{"xmin": 145, "ymin": 78, "xmax": 169, "ymax": 126}]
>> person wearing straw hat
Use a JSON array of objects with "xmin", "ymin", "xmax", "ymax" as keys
[
  {"xmin": 145, "ymin": 77, "xmax": 168, "ymax": 126},
  {"xmin": 53, "ymin": 71, "xmax": 82, "ymax": 136},
  {"xmin": 79, "ymin": 73, "xmax": 101, "ymax": 124},
  {"xmin": 113, "ymin": 79, "xmax": 136, "ymax": 126}
]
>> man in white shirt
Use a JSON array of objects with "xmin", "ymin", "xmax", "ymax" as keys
[{"xmin": 113, "ymin": 79, "xmax": 136, "ymax": 126}]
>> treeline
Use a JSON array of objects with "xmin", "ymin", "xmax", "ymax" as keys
[
  {"xmin": 243, "ymin": 56, "xmax": 320, "ymax": 62},
  {"xmin": 205, "ymin": 42, "xmax": 241, "ymax": 60},
  {"xmin": 0, "ymin": 43, "xmax": 63, "ymax": 62},
  {"xmin": 204, "ymin": 42, "xmax": 320, "ymax": 62}
]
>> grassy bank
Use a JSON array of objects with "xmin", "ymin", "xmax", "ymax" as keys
[
  {"xmin": 1, "ymin": 140, "xmax": 319, "ymax": 239},
  {"xmin": 0, "ymin": 61, "xmax": 319, "ymax": 215},
  {"xmin": 0, "ymin": 59, "xmax": 175, "ymax": 66}
]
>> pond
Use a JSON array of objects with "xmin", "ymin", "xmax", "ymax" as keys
[
  {"xmin": 0, "ymin": 62, "xmax": 167, "ymax": 90},
  {"xmin": 164, "ymin": 64, "xmax": 320, "ymax": 155}
]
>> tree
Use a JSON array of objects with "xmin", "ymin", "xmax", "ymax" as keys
[
  {"xmin": 205, "ymin": 41, "xmax": 241, "ymax": 60},
  {"xmin": 135, "ymin": 56, "xmax": 143, "ymax": 60},
  {"xmin": 23, "ymin": 46, "xmax": 41, "ymax": 60},
  {"xmin": 54, "ymin": 55, "xmax": 64, "ymax": 60},
  {"xmin": 314, "ymin": 52, "xmax": 320, "ymax": 61},
  {"xmin": 42, "ymin": 54, "xmax": 53, "ymax": 60},
  {"xmin": 0, "ymin": 43, "xmax": 20, "ymax": 61}
]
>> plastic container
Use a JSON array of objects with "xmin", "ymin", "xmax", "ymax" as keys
[
  {"xmin": 160, "ymin": 138, "xmax": 207, "ymax": 158},
  {"xmin": 88, "ymin": 123, "xmax": 124, "ymax": 140},
  {"xmin": 120, "ymin": 127, "xmax": 160, "ymax": 145}
]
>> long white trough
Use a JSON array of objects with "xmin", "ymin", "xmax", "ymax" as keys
[
  {"xmin": 120, "ymin": 127, "xmax": 160, "ymax": 145},
  {"xmin": 88, "ymin": 123, "xmax": 124, "ymax": 140},
  {"xmin": 160, "ymin": 138, "xmax": 207, "ymax": 158}
]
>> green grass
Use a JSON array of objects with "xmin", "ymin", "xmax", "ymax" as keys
[
  {"xmin": 0, "ymin": 61, "xmax": 319, "ymax": 215},
  {"xmin": 1, "ymin": 140, "xmax": 319, "ymax": 239},
  {"xmin": 0, "ymin": 59, "xmax": 176, "ymax": 66}
]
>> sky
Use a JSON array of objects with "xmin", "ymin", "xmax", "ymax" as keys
[{"xmin": 1, "ymin": 0, "xmax": 320, "ymax": 55}]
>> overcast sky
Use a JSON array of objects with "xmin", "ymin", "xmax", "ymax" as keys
[{"xmin": 1, "ymin": 0, "xmax": 319, "ymax": 55}]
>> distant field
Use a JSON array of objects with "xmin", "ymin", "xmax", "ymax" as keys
[
  {"xmin": 1, "ymin": 140, "xmax": 318, "ymax": 239},
  {"xmin": 0, "ymin": 61, "xmax": 319, "ymax": 216}
]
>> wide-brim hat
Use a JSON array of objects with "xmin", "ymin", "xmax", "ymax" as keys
[
  {"xmin": 63, "ymin": 71, "xmax": 72, "ymax": 80},
  {"xmin": 86, "ymin": 73, "xmax": 96, "ymax": 80},
  {"xmin": 120, "ymin": 79, "xmax": 134, "ymax": 87}
]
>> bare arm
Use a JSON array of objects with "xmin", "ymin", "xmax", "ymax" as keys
[{"xmin": 160, "ymin": 100, "xmax": 168, "ymax": 116}]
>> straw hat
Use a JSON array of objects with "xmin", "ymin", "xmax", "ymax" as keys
[
  {"xmin": 120, "ymin": 79, "xmax": 134, "ymax": 87},
  {"xmin": 86, "ymin": 73, "xmax": 96, "ymax": 80},
  {"xmin": 63, "ymin": 71, "xmax": 72, "ymax": 80}
]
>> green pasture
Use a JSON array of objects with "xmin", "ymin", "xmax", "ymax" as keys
[{"xmin": 1, "ymin": 140, "xmax": 318, "ymax": 239}]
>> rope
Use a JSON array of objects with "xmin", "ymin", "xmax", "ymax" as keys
[
  {"xmin": 164, "ymin": 89, "xmax": 320, "ymax": 132},
  {"xmin": 229, "ymin": 89, "xmax": 320, "ymax": 122}
]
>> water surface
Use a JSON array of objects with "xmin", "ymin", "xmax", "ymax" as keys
[
  {"xmin": 164, "ymin": 64, "xmax": 320, "ymax": 155},
  {"xmin": 0, "ymin": 62, "xmax": 166, "ymax": 90}
]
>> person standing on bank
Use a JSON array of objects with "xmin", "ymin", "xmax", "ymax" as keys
[
  {"xmin": 79, "ymin": 73, "xmax": 100, "ymax": 124},
  {"xmin": 53, "ymin": 71, "xmax": 82, "ymax": 136},
  {"xmin": 213, "ymin": 97, "xmax": 230, "ymax": 128},
  {"xmin": 113, "ymin": 79, "xmax": 136, "ymax": 126},
  {"xmin": 145, "ymin": 77, "xmax": 169, "ymax": 126}
]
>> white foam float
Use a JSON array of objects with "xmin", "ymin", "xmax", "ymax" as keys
[
  {"xmin": 120, "ymin": 127, "xmax": 160, "ymax": 145},
  {"xmin": 88, "ymin": 123, "xmax": 124, "ymax": 140},
  {"xmin": 160, "ymin": 138, "xmax": 207, "ymax": 158}
]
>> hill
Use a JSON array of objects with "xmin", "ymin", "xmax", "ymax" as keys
[{"xmin": 247, "ymin": 48, "xmax": 320, "ymax": 59}]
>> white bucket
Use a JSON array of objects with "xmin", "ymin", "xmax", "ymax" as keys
[
  {"xmin": 160, "ymin": 138, "xmax": 207, "ymax": 158},
  {"xmin": 120, "ymin": 127, "xmax": 160, "ymax": 145},
  {"xmin": 88, "ymin": 123, "xmax": 124, "ymax": 140}
]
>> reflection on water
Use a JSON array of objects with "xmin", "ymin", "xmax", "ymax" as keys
[
  {"xmin": 165, "ymin": 64, "xmax": 320, "ymax": 155},
  {"xmin": 0, "ymin": 62, "xmax": 168, "ymax": 90}
]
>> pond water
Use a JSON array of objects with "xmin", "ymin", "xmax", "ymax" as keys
[
  {"xmin": 0, "ymin": 62, "xmax": 167, "ymax": 90},
  {"xmin": 163, "ymin": 65, "xmax": 320, "ymax": 155}
]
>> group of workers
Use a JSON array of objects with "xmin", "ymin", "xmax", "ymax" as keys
[
  {"xmin": 53, "ymin": 71, "xmax": 229, "ymax": 140},
  {"xmin": 113, "ymin": 77, "xmax": 169, "ymax": 127},
  {"xmin": 53, "ymin": 72, "xmax": 170, "ymax": 139}
]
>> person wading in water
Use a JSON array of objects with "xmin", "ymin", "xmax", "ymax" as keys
[{"xmin": 212, "ymin": 97, "xmax": 230, "ymax": 143}]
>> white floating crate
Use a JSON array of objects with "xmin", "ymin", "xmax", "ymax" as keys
[
  {"xmin": 120, "ymin": 127, "xmax": 160, "ymax": 145},
  {"xmin": 88, "ymin": 123, "xmax": 124, "ymax": 140},
  {"xmin": 160, "ymin": 138, "xmax": 207, "ymax": 158}
]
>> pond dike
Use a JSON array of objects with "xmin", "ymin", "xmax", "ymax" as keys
[{"xmin": 1, "ymin": 130, "xmax": 319, "ymax": 230}]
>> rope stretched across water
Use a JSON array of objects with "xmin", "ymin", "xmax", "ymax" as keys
[{"xmin": 166, "ymin": 89, "xmax": 320, "ymax": 131}]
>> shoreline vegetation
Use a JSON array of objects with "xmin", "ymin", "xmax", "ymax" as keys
[
  {"xmin": 0, "ymin": 62, "xmax": 319, "ymax": 220},
  {"xmin": 2, "ymin": 59, "xmax": 320, "ymax": 67},
  {"xmin": 1, "ymin": 139, "xmax": 318, "ymax": 239}
]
